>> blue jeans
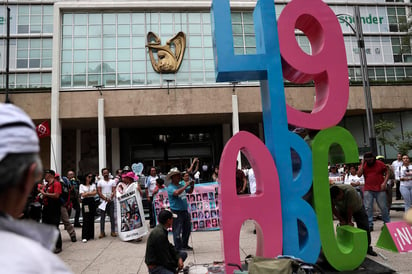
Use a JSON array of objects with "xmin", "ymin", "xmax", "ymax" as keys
[
  {"xmin": 363, "ymin": 190, "xmax": 390, "ymax": 227},
  {"xmin": 100, "ymin": 200, "xmax": 115, "ymax": 234},
  {"xmin": 172, "ymin": 210, "xmax": 191, "ymax": 250},
  {"xmin": 400, "ymin": 184, "xmax": 412, "ymax": 211}
]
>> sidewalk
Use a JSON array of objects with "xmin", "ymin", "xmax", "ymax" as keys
[{"xmin": 58, "ymin": 210, "xmax": 412, "ymax": 274}]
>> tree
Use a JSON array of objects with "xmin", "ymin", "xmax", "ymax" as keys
[{"xmin": 375, "ymin": 119, "xmax": 412, "ymax": 156}]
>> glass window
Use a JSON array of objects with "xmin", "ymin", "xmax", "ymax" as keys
[
  {"xmin": 88, "ymin": 37, "xmax": 102, "ymax": 49},
  {"xmin": 17, "ymin": 60, "xmax": 28, "ymax": 68},
  {"xmin": 103, "ymin": 50, "xmax": 116, "ymax": 61},
  {"xmin": 73, "ymin": 38, "xmax": 87, "ymax": 49},
  {"xmin": 117, "ymin": 37, "xmax": 130, "ymax": 48},
  {"xmin": 41, "ymin": 59, "xmax": 52, "ymax": 68},
  {"xmin": 74, "ymin": 26, "xmax": 87, "ymax": 36},
  {"xmin": 73, "ymin": 75, "xmax": 86, "ymax": 87},
  {"xmin": 61, "ymin": 63, "xmax": 72, "ymax": 75},
  {"xmin": 29, "ymin": 59, "xmax": 41, "ymax": 68},
  {"xmin": 73, "ymin": 50, "xmax": 87, "ymax": 62},
  {"xmin": 88, "ymin": 50, "xmax": 101, "ymax": 61},
  {"xmin": 118, "ymin": 61, "xmax": 130, "ymax": 72},
  {"xmin": 31, "ymin": 6, "xmax": 42, "ymax": 15},
  {"xmin": 118, "ymin": 49, "xmax": 130, "ymax": 60},
  {"xmin": 118, "ymin": 13, "xmax": 131, "ymax": 25},
  {"xmin": 74, "ymin": 63, "xmax": 86, "ymax": 73},
  {"xmin": 88, "ymin": 74, "xmax": 100, "ymax": 86},
  {"xmin": 89, "ymin": 14, "xmax": 101, "ymax": 24},
  {"xmin": 103, "ymin": 14, "xmax": 116, "ymax": 24},
  {"xmin": 30, "ymin": 15, "xmax": 42, "ymax": 25},
  {"xmin": 118, "ymin": 25, "xmax": 130, "ymax": 36},
  {"xmin": 74, "ymin": 14, "xmax": 88, "ymax": 25},
  {"xmin": 30, "ymin": 50, "xmax": 41, "ymax": 59},
  {"xmin": 89, "ymin": 25, "xmax": 102, "ymax": 36},
  {"xmin": 16, "ymin": 74, "xmax": 28, "ymax": 88},
  {"xmin": 189, "ymin": 24, "xmax": 202, "ymax": 34},
  {"xmin": 29, "ymin": 74, "xmax": 41, "ymax": 88},
  {"xmin": 132, "ymin": 14, "xmax": 145, "ymax": 24},
  {"xmin": 118, "ymin": 73, "xmax": 131, "ymax": 85},
  {"xmin": 103, "ymin": 25, "xmax": 116, "ymax": 35},
  {"xmin": 103, "ymin": 37, "xmax": 116, "ymax": 48},
  {"xmin": 88, "ymin": 62, "xmax": 101, "ymax": 73}
]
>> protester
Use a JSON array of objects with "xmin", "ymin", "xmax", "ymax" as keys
[
  {"xmin": 41, "ymin": 169, "xmax": 64, "ymax": 253},
  {"xmin": 145, "ymin": 210, "xmax": 187, "ymax": 274},
  {"xmin": 145, "ymin": 167, "xmax": 159, "ymax": 228},
  {"xmin": 330, "ymin": 184, "xmax": 377, "ymax": 256},
  {"xmin": 357, "ymin": 152, "xmax": 390, "ymax": 231},
  {"xmin": 67, "ymin": 170, "xmax": 81, "ymax": 227},
  {"xmin": 56, "ymin": 173, "xmax": 77, "ymax": 243},
  {"xmin": 167, "ymin": 167, "xmax": 194, "ymax": 250},
  {"xmin": 392, "ymin": 153, "xmax": 403, "ymax": 200},
  {"xmin": 0, "ymin": 103, "xmax": 71, "ymax": 272},
  {"xmin": 400, "ymin": 155, "xmax": 412, "ymax": 212},
  {"xmin": 97, "ymin": 168, "xmax": 117, "ymax": 238},
  {"xmin": 79, "ymin": 172, "xmax": 97, "ymax": 243}
]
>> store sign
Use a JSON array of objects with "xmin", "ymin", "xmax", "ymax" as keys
[
  {"xmin": 331, "ymin": 6, "xmax": 389, "ymax": 33},
  {"xmin": 212, "ymin": 0, "xmax": 370, "ymax": 272}
]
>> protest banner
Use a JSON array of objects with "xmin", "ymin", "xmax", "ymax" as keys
[
  {"xmin": 116, "ymin": 182, "xmax": 148, "ymax": 241},
  {"xmin": 153, "ymin": 182, "xmax": 220, "ymax": 231}
]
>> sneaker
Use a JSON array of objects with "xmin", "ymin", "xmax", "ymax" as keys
[
  {"xmin": 99, "ymin": 233, "xmax": 106, "ymax": 239},
  {"xmin": 111, "ymin": 232, "xmax": 118, "ymax": 237},
  {"xmin": 71, "ymin": 235, "xmax": 77, "ymax": 242},
  {"xmin": 82, "ymin": 239, "xmax": 87, "ymax": 243},
  {"xmin": 54, "ymin": 248, "xmax": 62, "ymax": 254},
  {"xmin": 367, "ymin": 248, "xmax": 378, "ymax": 256},
  {"xmin": 182, "ymin": 245, "xmax": 193, "ymax": 251}
]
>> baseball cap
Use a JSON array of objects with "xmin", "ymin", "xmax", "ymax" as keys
[{"xmin": 0, "ymin": 103, "xmax": 39, "ymax": 162}]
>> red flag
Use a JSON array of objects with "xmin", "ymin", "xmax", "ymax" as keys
[{"xmin": 36, "ymin": 121, "xmax": 50, "ymax": 138}]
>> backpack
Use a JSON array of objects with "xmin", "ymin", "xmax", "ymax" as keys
[
  {"xmin": 60, "ymin": 176, "xmax": 71, "ymax": 206},
  {"xmin": 386, "ymin": 164, "xmax": 395, "ymax": 180}
]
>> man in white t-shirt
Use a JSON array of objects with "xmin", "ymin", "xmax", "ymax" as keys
[
  {"xmin": 145, "ymin": 167, "xmax": 159, "ymax": 228},
  {"xmin": 97, "ymin": 168, "xmax": 116, "ymax": 238},
  {"xmin": 392, "ymin": 153, "xmax": 403, "ymax": 200}
]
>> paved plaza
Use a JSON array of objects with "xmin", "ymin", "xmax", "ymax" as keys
[{"xmin": 58, "ymin": 210, "xmax": 412, "ymax": 274}]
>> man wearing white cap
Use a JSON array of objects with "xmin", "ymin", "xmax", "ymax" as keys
[{"xmin": 0, "ymin": 103, "xmax": 72, "ymax": 273}]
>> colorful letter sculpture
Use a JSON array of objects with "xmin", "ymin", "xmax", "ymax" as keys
[
  {"xmin": 212, "ymin": 0, "xmax": 367, "ymax": 271},
  {"xmin": 377, "ymin": 222, "xmax": 412, "ymax": 253}
]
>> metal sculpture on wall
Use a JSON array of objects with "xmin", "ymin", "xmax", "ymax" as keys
[{"xmin": 146, "ymin": 31, "xmax": 186, "ymax": 73}]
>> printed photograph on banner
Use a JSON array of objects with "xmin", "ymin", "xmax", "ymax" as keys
[
  {"xmin": 153, "ymin": 183, "xmax": 220, "ymax": 231},
  {"xmin": 120, "ymin": 196, "xmax": 143, "ymax": 232}
]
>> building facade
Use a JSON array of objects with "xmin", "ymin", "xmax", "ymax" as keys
[{"xmin": 0, "ymin": 0, "xmax": 411, "ymax": 175}]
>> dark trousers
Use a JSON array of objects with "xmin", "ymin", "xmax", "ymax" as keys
[
  {"xmin": 395, "ymin": 180, "xmax": 402, "ymax": 199},
  {"xmin": 172, "ymin": 210, "xmax": 191, "ymax": 250},
  {"xmin": 100, "ymin": 200, "xmax": 115, "ymax": 233},
  {"xmin": 148, "ymin": 251, "xmax": 187, "ymax": 274},
  {"xmin": 149, "ymin": 197, "xmax": 155, "ymax": 227},
  {"xmin": 72, "ymin": 197, "xmax": 81, "ymax": 224},
  {"xmin": 82, "ymin": 197, "xmax": 96, "ymax": 240},
  {"xmin": 42, "ymin": 202, "xmax": 62, "ymax": 249},
  {"xmin": 352, "ymin": 207, "xmax": 372, "ymax": 248}
]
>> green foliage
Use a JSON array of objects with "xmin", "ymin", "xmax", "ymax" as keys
[{"xmin": 375, "ymin": 119, "xmax": 412, "ymax": 155}]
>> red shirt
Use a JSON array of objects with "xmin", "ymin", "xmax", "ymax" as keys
[
  {"xmin": 361, "ymin": 160, "xmax": 387, "ymax": 192},
  {"xmin": 43, "ymin": 179, "xmax": 62, "ymax": 206}
]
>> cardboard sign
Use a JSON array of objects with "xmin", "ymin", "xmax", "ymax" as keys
[
  {"xmin": 116, "ymin": 182, "xmax": 148, "ymax": 241},
  {"xmin": 377, "ymin": 222, "xmax": 412, "ymax": 253}
]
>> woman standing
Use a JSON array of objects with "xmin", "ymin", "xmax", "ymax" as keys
[
  {"xmin": 400, "ymin": 155, "xmax": 412, "ymax": 211},
  {"xmin": 79, "ymin": 172, "xmax": 97, "ymax": 243}
]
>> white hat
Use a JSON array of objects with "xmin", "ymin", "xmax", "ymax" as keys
[
  {"xmin": 166, "ymin": 167, "xmax": 181, "ymax": 180},
  {"xmin": 0, "ymin": 104, "xmax": 39, "ymax": 162}
]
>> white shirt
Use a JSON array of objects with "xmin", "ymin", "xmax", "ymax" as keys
[
  {"xmin": 79, "ymin": 184, "xmax": 96, "ymax": 199},
  {"xmin": 97, "ymin": 179, "xmax": 116, "ymax": 199},
  {"xmin": 392, "ymin": 159, "xmax": 403, "ymax": 180},
  {"xmin": 248, "ymin": 168, "xmax": 256, "ymax": 194},
  {"xmin": 400, "ymin": 165, "xmax": 412, "ymax": 186},
  {"xmin": 145, "ymin": 175, "xmax": 157, "ymax": 197},
  {"xmin": 344, "ymin": 173, "xmax": 364, "ymax": 186}
]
